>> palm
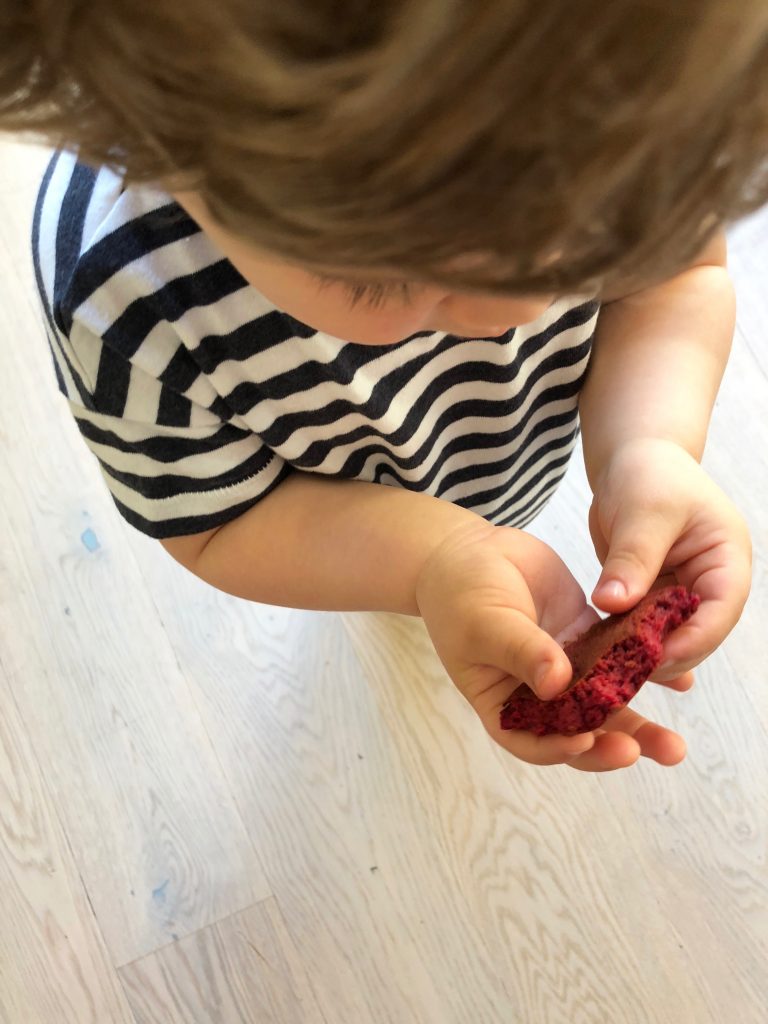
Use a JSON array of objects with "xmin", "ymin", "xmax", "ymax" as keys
[{"xmin": 461, "ymin": 541, "xmax": 690, "ymax": 773}]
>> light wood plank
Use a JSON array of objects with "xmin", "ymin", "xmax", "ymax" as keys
[
  {"xmin": 0, "ymin": 662, "xmax": 134, "ymax": 1024},
  {"xmin": 106, "ymin": 569, "xmax": 470, "ymax": 1023},
  {"xmin": 341, "ymin": 610, "xmax": 764, "ymax": 1024},
  {"xmin": 0, "ymin": 154, "xmax": 271, "ymax": 969},
  {"xmin": 127, "ymin": 522, "xmax": 767, "ymax": 1024},
  {"xmin": 119, "ymin": 897, "xmax": 326, "ymax": 1024}
]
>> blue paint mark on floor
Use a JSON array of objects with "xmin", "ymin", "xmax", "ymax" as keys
[
  {"xmin": 80, "ymin": 528, "xmax": 100, "ymax": 553},
  {"xmin": 152, "ymin": 879, "xmax": 170, "ymax": 903}
]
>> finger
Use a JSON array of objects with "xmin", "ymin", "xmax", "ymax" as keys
[
  {"xmin": 601, "ymin": 706, "xmax": 687, "ymax": 765},
  {"xmin": 470, "ymin": 606, "xmax": 573, "ymax": 699},
  {"xmin": 493, "ymin": 724, "xmax": 597, "ymax": 766},
  {"xmin": 588, "ymin": 498, "xmax": 609, "ymax": 564},
  {"xmin": 649, "ymin": 669, "xmax": 695, "ymax": 692},
  {"xmin": 592, "ymin": 506, "xmax": 684, "ymax": 613},
  {"xmin": 660, "ymin": 553, "xmax": 750, "ymax": 666},
  {"xmin": 465, "ymin": 675, "xmax": 597, "ymax": 765},
  {"xmin": 629, "ymin": 722, "xmax": 687, "ymax": 765},
  {"xmin": 565, "ymin": 731, "xmax": 641, "ymax": 772}
]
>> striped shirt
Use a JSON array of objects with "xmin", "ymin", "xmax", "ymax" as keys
[{"xmin": 32, "ymin": 150, "xmax": 600, "ymax": 540}]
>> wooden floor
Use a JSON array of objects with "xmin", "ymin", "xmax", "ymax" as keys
[{"xmin": 0, "ymin": 139, "xmax": 766, "ymax": 1024}]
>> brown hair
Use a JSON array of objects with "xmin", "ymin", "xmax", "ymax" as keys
[{"xmin": 3, "ymin": 0, "xmax": 768, "ymax": 294}]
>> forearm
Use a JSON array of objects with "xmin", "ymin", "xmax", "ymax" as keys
[
  {"xmin": 579, "ymin": 234, "xmax": 735, "ymax": 490},
  {"xmin": 188, "ymin": 473, "xmax": 487, "ymax": 615}
]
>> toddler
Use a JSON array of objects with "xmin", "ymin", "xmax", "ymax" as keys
[{"xmin": 2, "ymin": 0, "xmax": 765, "ymax": 771}]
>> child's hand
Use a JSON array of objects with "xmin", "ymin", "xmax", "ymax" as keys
[
  {"xmin": 589, "ymin": 438, "xmax": 752, "ymax": 680},
  {"xmin": 415, "ymin": 522, "xmax": 688, "ymax": 771}
]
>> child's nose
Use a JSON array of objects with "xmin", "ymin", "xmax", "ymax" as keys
[{"xmin": 442, "ymin": 294, "xmax": 554, "ymax": 334}]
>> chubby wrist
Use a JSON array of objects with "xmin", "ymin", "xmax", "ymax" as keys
[
  {"xmin": 414, "ymin": 517, "xmax": 499, "ymax": 616},
  {"xmin": 590, "ymin": 436, "xmax": 698, "ymax": 494},
  {"xmin": 582, "ymin": 414, "xmax": 712, "ymax": 492}
]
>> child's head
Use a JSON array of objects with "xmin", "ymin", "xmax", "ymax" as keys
[
  {"xmin": 175, "ymin": 189, "xmax": 556, "ymax": 343},
  {"xmin": 4, "ymin": 0, "xmax": 768, "ymax": 306}
]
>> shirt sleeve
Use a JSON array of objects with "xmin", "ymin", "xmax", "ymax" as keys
[{"xmin": 48, "ymin": 317, "xmax": 291, "ymax": 540}]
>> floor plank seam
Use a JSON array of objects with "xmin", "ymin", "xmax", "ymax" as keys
[{"xmin": 113, "ymin": 891, "xmax": 277, "ymax": 971}]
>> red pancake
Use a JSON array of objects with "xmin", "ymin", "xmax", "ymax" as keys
[{"xmin": 500, "ymin": 585, "xmax": 700, "ymax": 736}]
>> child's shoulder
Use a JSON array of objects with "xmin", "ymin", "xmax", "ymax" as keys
[
  {"xmin": 35, "ymin": 151, "xmax": 197, "ymax": 285},
  {"xmin": 33, "ymin": 152, "xmax": 225, "ymax": 345}
]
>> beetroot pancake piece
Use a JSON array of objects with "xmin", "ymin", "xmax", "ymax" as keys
[{"xmin": 500, "ymin": 585, "xmax": 700, "ymax": 736}]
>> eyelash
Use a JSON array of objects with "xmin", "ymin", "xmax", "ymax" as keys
[{"xmin": 315, "ymin": 275, "xmax": 416, "ymax": 309}]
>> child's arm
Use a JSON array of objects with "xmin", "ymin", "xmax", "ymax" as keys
[
  {"xmin": 164, "ymin": 476, "xmax": 584, "ymax": 751},
  {"xmin": 581, "ymin": 231, "xmax": 734, "ymax": 473},
  {"xmin": 163, "ymin": 475, "xmax": 482, "ymax": 616},
  {"xmin": 162, "ymin": 472, "xmax": 683, "ymax": 771},
  {"xmin": 579, "ymin": 230, "xmax": 752, "ymax": 675}
]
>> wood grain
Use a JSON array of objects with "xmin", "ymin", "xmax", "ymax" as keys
[
  {"xmin": 1, "ymin": 137, "xmax": 766, "ymax": 1023},
  {"xmin": 110, "ymin": 564, "xmax": 475, "ymax": 1024},
  {"xmin": 0, "ymin": 661, "xmax": 134, "ymax": 1024},
  {"xmin": 119, "ymin": 898, "xmax": 326, "ymax": 1024},
  {"xmin": 0, "ymin": 142, "xmax": 270, "ymax": 972},
  {"xmin": 341, "ymin": 610, "xmax": 759, "ymax": 1024}
]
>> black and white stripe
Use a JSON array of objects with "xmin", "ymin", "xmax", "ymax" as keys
[{"xmin": 32, "ymin": 150, "xmax": 599, "ymax": 539}]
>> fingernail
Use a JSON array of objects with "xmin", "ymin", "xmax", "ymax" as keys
[{"xmin": 596, "ymin": 579, "xmax": 627, "ymax": 602}]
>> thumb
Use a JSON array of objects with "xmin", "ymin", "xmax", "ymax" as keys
[
  {"xmin": 466, "ymin": 605, "xmax": 574, "ymax": 700},
  {"xmin": 592, "ymin": 506, "xmax": 681, "ymax": 612}
]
